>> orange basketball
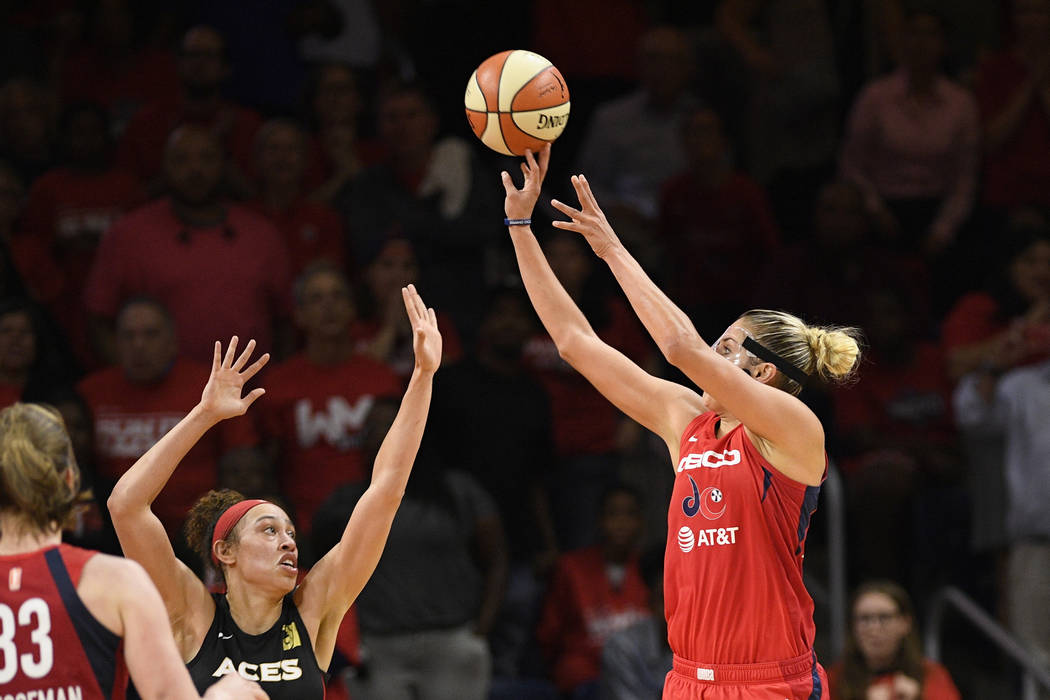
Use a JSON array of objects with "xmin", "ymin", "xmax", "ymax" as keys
[{"xmin": 464, "ymin": 50, "xmax": 571, "ymax": 156}]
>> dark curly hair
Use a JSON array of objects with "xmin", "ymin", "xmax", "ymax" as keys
[{"xmin": 184, "ymin": 489, "xmax": 245, "ymax": 581}]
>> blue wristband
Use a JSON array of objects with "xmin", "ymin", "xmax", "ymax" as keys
[{"xmin": 504, "ymin": 218, "xmax": 532, "ymax": 226}]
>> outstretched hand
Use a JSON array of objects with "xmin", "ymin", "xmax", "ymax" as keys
[
  {"xmin": 199, "ymin": 337, "xmax": 269, "ymax": 422},
  {"xmin": 550, "ymin": 174, "xmax": 621, "ymax": 258},
  {"xmin": 403, "ymin": 284, "xmax": 442, "ymax": 374},
  {"xmin": 501, "ymin": 143, "xmax": 551, "ymax": 221}
]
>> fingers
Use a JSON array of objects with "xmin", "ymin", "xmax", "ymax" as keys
[
  {"xmin": 500, "ymin": 170, "xmax": 515, "ymax": 195},
  {"xmin": 212, "ymin": 341, "xmax": 222, "ymax": 372},
  {"xmin": 401, "ymin": 286, "xmax": 417, "ymax": 323},
  {"xmin": 577, "ymin": 174, "xmax": 602, "ymax": 212},
  {"xmin": 243, "ymin": 387, "xmax": 266, "ymax": 408},
  {"xmin": 539, "ymin": 142, "xmax": 551, "ymax": 172},
  {"xmin": 428, "ymin": 307, "xmax": 438, "ymax": 327},
  {"xmin": 550, "ymin": 198, "xmax": 581, "ymax": 219},
  {"xmin": 241, "ymin": 353, "xmax": 270, "ymax": 383},
  {"xmin": 222, "ymin": 336, "xmax": 239, "ymax": 368},
  {"xmin": 524, "ymin": 148, "xmax": 538, "ymax": 174},
  {"xmin": 408, "ymin": 283, "xmax": 428, "ymax": 320},
  {"xmin": 232, "ymin": 338, "xmax": 256, "ymax": 371}
]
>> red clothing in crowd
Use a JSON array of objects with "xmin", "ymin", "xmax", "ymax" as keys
[
  {"xmin": 257, "ymin": 353, "xmax": 402, "ymax": 534},
  {"xmin": 834, "ymin": 343, "xmax": 955, "ymax": 475},
  {"xmin": 78, "ymin": 359, "xmax": 257, "ymax": 535},
  {"xmin": 827, "ymin": 659, "xmax": 961, "ymax": 700},
  {"xmin": 59, "ymin": 45, "xmax": 180, "ymax": 125},
  {"xmin": 84, "ymin": 198, "xmax": 292, "ymax": 363},
  {"xmin": 0, "ymin": 382, "xmax": 22, "ymax": 409},
  {"xmin": 117, "ymin": 98, "xmax": 261, "ymax": 183},
  {"xmin": 975, "ymin": 50, "xmax": 1050, "ymax": 208},
  {"xmin": 941, "ymin": 292, "xmax": 1007, "ymax": 351},
  {"xmin": 349, "ymin": 312, "xmax": 463, "ymax": 381},
  {"xmin": 523, "ymin": 299, "xmax": 651, "ymax": 456},
  {"xmin": 658, "ymin": 171, "xmax": 781, "ymax": 311},
  {"xmin": 20, "ymin": 166, "xmax": 145, "ymax": 367},
  {"xmin": 536, "ymin": 546, "xmax": 651, "ymax": 692},
  {"xmin": 245, "ymin": 198, "xmax": 346, "ymax": 277}
]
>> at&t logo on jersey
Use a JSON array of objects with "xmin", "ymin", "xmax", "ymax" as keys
[
  {"xmin": 677, "ymin": 449, "xmax": 740, "ymax": 472},
  {"xmin": 677, "ymin": 526, "xmax": 740, "ymax": 553}
]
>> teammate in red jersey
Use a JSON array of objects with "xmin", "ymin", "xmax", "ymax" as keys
[
  {"xmin": 502, "ymin": 144, "xmax": 862, "ymax": 699},
  {"xmin": 0, "ymin": 403, "xmax": 264, "ymax": 700},
  {"xmin": 106, "ymin": 285, "xmax": 441, "ymax": 698}
]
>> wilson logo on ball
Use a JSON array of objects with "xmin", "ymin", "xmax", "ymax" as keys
[{"xmin": 464, "ymin": 49, "xmax": 571, "ymax": 156}]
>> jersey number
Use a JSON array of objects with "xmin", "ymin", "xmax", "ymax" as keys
[{"xmin": 0, "ymin": 598, "xmax": 54, "ymax": 682}]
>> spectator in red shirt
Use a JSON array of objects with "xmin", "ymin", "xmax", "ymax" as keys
[
  {"xmin": 247, "ymin": 118, "xmax": 346, "ymax": 277},
  {"xmin": 537, "ymin": 483, "xmax": 651, "ymax": 698},
  {"xmin": 258, "ymin": 263, "xmax": 402, "ymax": 544},
  {"xmin": 658, "ymin": 106, "xmax": 781, "ymax": 339},
  {"xmin": 522, "ymin": 230, "xmax": 656, "ymax": 548},
  {"xmin": 116, "ymin": 25, "xmax": 261, "ymax": 195},
  {"xmin": 829, "ymin": 581, "xmax": 961, "ymax": 700},
  {"xmin": 78, "ymin": 297, "xmax": 261, "ymax": 542},
  {"xmin": 975, "ymin": 0, "xmax": 1050, "ymax": 210},
  {"xmin": 85, "ymin": 125, "xmax": 293, "ymax": 365},
  {"xmin": 58, "ymin": 0, "xmax": 180, "ymax": 133},
  {"xmin": 351, "ymin": 236, "xmax": 463, "ymax": 379},
  {"xmin": 21, "ymin": 101, "xmax": 145, "ymax": 369}
]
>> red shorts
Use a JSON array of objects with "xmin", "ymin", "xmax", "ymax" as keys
[{"xmin": 663, "ymin": 651, "xmax": 827, "ymax": 699}]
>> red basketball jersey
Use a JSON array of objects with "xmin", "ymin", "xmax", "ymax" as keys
[
  {"xmin": 665, "ymin": 412, "xmax": 823, "ymax": 664},
  {"xmin": 0, "ymin": 544, "xmax": 123, "ymax": 699}
]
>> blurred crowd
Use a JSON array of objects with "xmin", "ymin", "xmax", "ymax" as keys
[{"xmin": 2, "ymin": 0, "xmax": 1049, "ymax": 698}]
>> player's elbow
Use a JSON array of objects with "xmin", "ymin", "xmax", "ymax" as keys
[{"xmin": 661, "ymin": 332, "xmax": 702, "ymax": 367}]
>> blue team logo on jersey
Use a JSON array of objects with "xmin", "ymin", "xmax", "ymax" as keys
[{"xmin": 682, "ymin": 475, "xmax": 727, "ymax": 520}]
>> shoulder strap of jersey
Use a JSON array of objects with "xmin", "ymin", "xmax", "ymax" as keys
[{"xmin": 45, "ymin": 548, "xmax": 120, "ymax": 697}]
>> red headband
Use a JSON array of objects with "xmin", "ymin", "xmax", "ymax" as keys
[{"xmin": 211, "ymin": 499, "xmax": 269, "ymax": 565}]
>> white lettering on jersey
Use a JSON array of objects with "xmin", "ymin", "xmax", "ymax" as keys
[
  {"xmin": 211, "ymin": 657, "xmax": 301, "ymax": 682},
  {"xmin": 1, "ymin": 685, "xmax": 83, "ymax": 700},
  {"xmin": 294, "ymin": 396, "xmax": 375, "ymax": 449},
  {"xmin": 96, "ymin": 413, "xmax": 183, "ymax": 459},
  {"xmin": 677, "ymin": 449, "xmax": 741, "ymax": 472},
  {"xmin": 8, "ymin": 568, "xmax": 20, "ymax": 592},
  {"xmin": 676, "ymin": 526, "xmax": 740, "ymax": 553}
]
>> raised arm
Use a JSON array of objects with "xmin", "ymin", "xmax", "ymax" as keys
[
  {"xmin": 551, "ymin": 174, "xmax": 826, "ymax": 479},
  {"xmin": 502, "ymin": 145, "xmax": 703, "ymax": 455},
  {"xmin": 295, "ymin": 284, "xmax": 439, "ymax": 665},
  {"xmin": 106, "ymin": 338, "xmax": 268, "ymax": 649}
]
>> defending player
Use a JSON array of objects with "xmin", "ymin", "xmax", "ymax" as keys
[
  {"xmin": 501, "ymin": 144, "xmax": 861, "ymax": 699},
  {"xmin": 106, "ymin": 285, "xmax": 441, "ymax": 697},
  {"xmin": 0, "ymin": 403, "xmax": 265, "ymax": 700}
]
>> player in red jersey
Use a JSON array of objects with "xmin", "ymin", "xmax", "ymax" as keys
[
  {"xmin": 106, "ymin": 285, "xmax": 441, "ymax": 697},
  {"xmin": 502, "ymin": 145, "xmax": 862, "ymax": 699},
  {"xmin": 0, "ymin": 403, "xmax": 264, "ymax": 700}
]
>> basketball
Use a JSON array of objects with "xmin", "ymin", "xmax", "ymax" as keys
[{"xmin": 464, "ymin": 50, "xmax": 571, "ymax": 156}]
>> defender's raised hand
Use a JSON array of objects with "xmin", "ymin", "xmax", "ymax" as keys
[
  {"xmin": 403, "ymin": 284, "xmax": 442, "ymax": 374},
  {"xmin": 550, "ymin": 173, "xmax": 622, "ymax": 259},
  {"xmin": 501, "ymin": 142, "xmax": 551, "ymax": 221},
  {"xmin": 199, "ymin": 336, "xmax": 269, "ymax": 421}
]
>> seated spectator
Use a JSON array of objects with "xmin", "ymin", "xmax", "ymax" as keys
[
  {"xmin": 974, "ymin": 0, "xmax": 1050, "ymax": 211},
  {"xmin": 840, "ymin": 9, "xmax": 978, "ymax": 256},
  {"xmin": 0, "ymin": 161, "xmax": 61, "ymax": 304},
  {"xmin": 599, "ymin": 547, "xmax": 671, "ymax": 700},
  {"xmin": 302, "ymin": 62, "xmax": 383, "ymax": 204},
  {"xmin": 576, "ymin": 26, "xmax": 698, "ymax": 268},
  {"xmin": 247, "ymin": 118, "xmax": 346, "ymax": 277},
  {"xmin": 537, "ymin": 484, "xmax": 651, "ymax": 700},
  {"xmin": 427, "ymin": 285, "xmax": 559, "ymax": 678},
  {"xmin": 658, "ymin": 105, "xmax": 781, "ymax": 339},
  {"xmin": 350, "ymin": 236, "xmax": 463, "ymax": 379},
  {"xmin": 314, "ymin": 402, "xmax": 508, "ymax": 700},
  {"xmin": 834, "ymin": 285, "xmax": 961, "ymax": 590},
  {"xmin": 256, "ymin": 263, "xmax": 401, "ymax": 543},
  {"xmin": 335, "ymin": 82, "xmax": 503, "ymax": 334},
  {"xmin": 829, "ymin": 581, "xmax": 961, "ymax": 700},
  {"xmin": 116, "ymin": 25, "xmax": 261, "ymax": 194},
  {"xmin": 85, "ymin": 125, "xmax": 293, "ymax": 365},
  {"xmin": 0, "ymin": 76, "xmax": 57, "ymax": 183},
  {"xmin": 954, "ymin": 349, "xmax": 1050, "ymax": 673},
  {"xmin": 20, "ymin": 101, "xmax": 145, "ymax": 369},
  {"xmin": 58, "ymin": 0, "xmax": 180, "ymax": 133},
  {"xmin": 0, "ymin": 298, "xmax": 75, "ymax": 407},
  {"xmin": 77, "ymin": 297, "xmax": 261, "ymax": 541},
  {"xmin": 522, "ymin": 230, "xmax": 655, "ymax": 548}
]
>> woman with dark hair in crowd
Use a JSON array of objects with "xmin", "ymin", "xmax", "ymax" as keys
[
  {"xmin": 829, "ymin": 581, "xmax": 960, "ymax": 700},
  {"xmin": 0, "ymin": 297, "xmax": 76, "ymax": 408},
  {"xmin": 0, "ymin": 402, "xmax": 264, "ymax": 699},
  {"xmin": 107, "ymin": 285, "xmax": 441, "ymax": 697},
  {"xmin": 502, "ymin": 144, "xmax": 861, "ymax": 699}
]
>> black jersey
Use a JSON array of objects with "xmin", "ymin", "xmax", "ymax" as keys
[{"xmin": 187, "ymin": 592, "xmax": 326, "ymax": 699}]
